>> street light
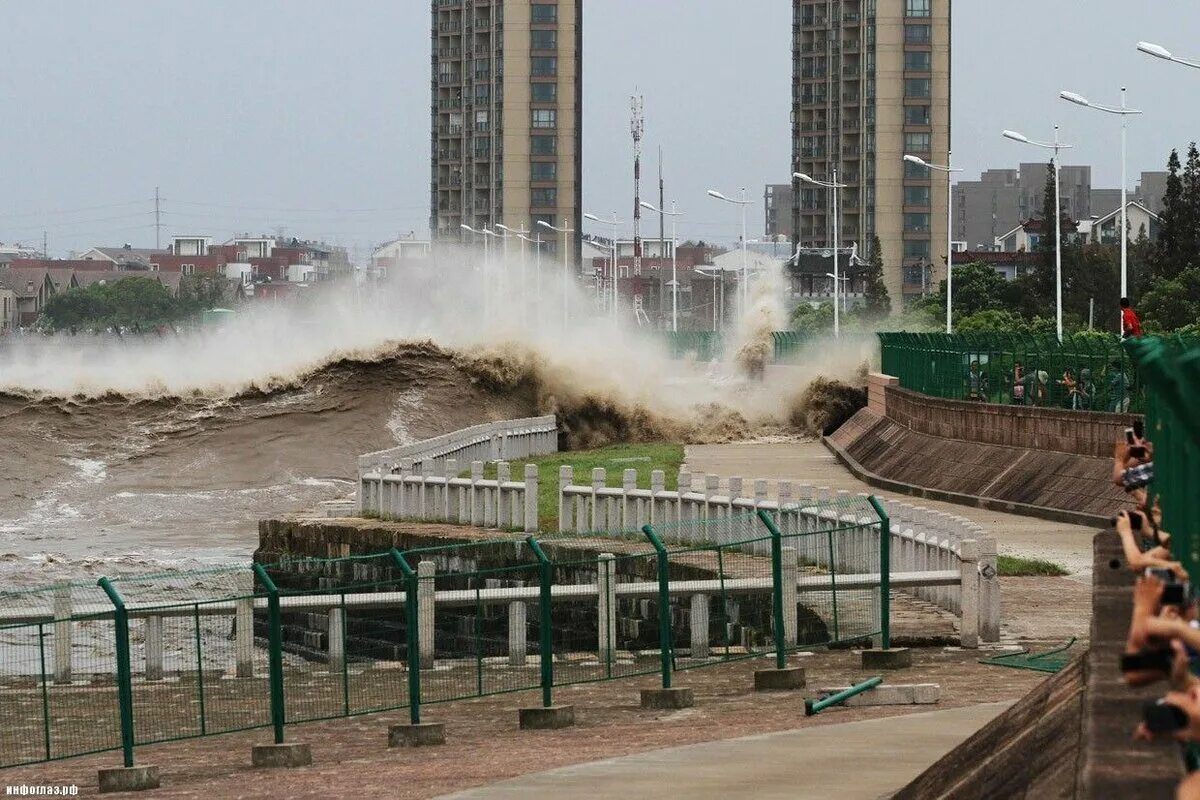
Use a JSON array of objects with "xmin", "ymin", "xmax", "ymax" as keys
[
  {"xmin": 1060, "ymin": 89, "xmax": 1141, "ymax": 329},
  {"xmin": 1137, "ymin": 41, "xmax": 1200, "ymax": 69},
  {"xmin": 537, "ymin": 218, "xmax": 575, "ymax": 326},
  {"xmin": 824, "ymin": 272, "xmax": 850, "ymax": 315},
  {"xmin": 1002, "ymin": 127, "xmax": 1074, "ymax": 341},
  {"xmin": 640, "ymin": 200, "xmax": 683, "ymax": 332},
  {"xmin": 693, "ymin": 266, "xmax": 726, "ymax": 331},
  {"xmin": 706, "ymin": 188, "xmax": 752, "ymax": 315},
  {"xmin": 903, "ymin": 154, "xmax": 963, "ymax": 334},
  {"xmin": 584, "ymin": 212, "xmax": 622, "ymax": 319},
  {"xmin": 461, "ymin": 224, "xmax": 492, "ymax": 321},
  {"xmin": 794, "ymin": 170, "xmax": 848, "ymax": 337},
  {"xmin": 497, "ymin": 223, "xmax": 531, "ymax": 326}
]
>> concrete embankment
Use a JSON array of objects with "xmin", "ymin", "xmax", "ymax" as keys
[{"xmin": 825, "ymin": 375, "xmax": 1135, "ymax": 526}]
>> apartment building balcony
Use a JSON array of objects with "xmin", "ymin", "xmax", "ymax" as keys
[
  {"xmin": 472, "ymin": 18, "xmax": 492, "ymax": 30},
  {"xmin": 437, "ymin": 149, "xmax": 462, "ymax": 161},
  {"xmin": 438, "ymin": 73, "xmax": 462, "ymax": 85},
  {"xmin": 842, "ymin": 92, "xmax": 860, "ymax": 103},
  {"xmin": 843, "ymin": 118, "xmax": 860, "ymax": 130},
  {"xmin": 800, "ymin": 147, "xmax": 827, "ymax": 158},
  {"xmin": 438, "ymin": 47, "xmax": 462, "ymax": 59},
  {"xmin": 801, "ymin": 68, "xmax": 827, "ymax": 79},
  {"xmin": 434, "ymin": 0, "xmax": 463, "ymax": 7},
  {"xmin": 437, "ymin": 98, "xmax": 462, "ymax": 109},
  {"xmin": 438, "ymin": 21, "xmax": 461, "ymax": 33},
  {"xmin": 842, "ymin": 40, "xmax": 861, "ymax": 53},
  {"xmin": 843, "ymin": 65, "xmax": 861, "ymax": 78},
  {"xmin": 800, "ymin": 94, "xmax": 828, "ymax": 107}
]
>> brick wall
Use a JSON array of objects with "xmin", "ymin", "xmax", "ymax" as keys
[{"xmin": 880, "ymin": 380, "xmax": 1138, "ymax": 459}]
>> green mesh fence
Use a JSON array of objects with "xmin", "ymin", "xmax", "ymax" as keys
[
  {"xmin": 0, "ymin": 495, "xmax": 888, "ymax": 770},
  {"xmin": 878, "ymin": 332, "xmax": 1200, "ymax": 413},
  {"xmin": 1126, "ymin": 336, "xmax": 1200, "ymax": 580},
  {"xmin": 659, "ymin": 331, "xmax": 817, "ymax": 364}
]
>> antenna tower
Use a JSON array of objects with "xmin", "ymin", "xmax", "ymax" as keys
[{"xmin": 631, "ymin": 95, "xmax": 644, "ymax": 276}]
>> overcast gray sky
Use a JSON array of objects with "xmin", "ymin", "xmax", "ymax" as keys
[{"xmin": 1, "ymin": 1, "xmax": 1198, "ymax": 258}]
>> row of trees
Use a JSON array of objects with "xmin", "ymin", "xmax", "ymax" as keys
[
  {"xmin": 39, "ymin": 274, "xmax": 233, "ymax": 331},
  {"xmin": 792, "ymin": 144, "xmax": 1200, "ymax": 336}
]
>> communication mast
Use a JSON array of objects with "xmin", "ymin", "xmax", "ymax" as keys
[{"xmin": 631, "ymin": 95, "xmax": 644, "ymax": 277}]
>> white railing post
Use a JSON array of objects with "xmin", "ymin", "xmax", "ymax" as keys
[
  {"xmin": 650, "ymin": 469, "xmax": 666, "ymax": 525},
  {"xmin": 445, "ymin": 458, "xmax": 459, "ymax": 522},
  {"xmin": 959, "ymin": 539, "xmax": 980, "ymax": 649},
  {"xmin": 470, "ymin": 461, "xmax": 485, "ymax": 526},
  {"xmin": 558, "ymin": 465, "xmax": 573, "ymax": 534},
  {"xmin": 235, "ymin": 598, "xmax": 254, "ymax": 678},
  {"xmin": 591, "ymin": 468, "xmax": 607, "ymax": 531},
  {"xmin": 524, "ymin": 463, "xmax": 539, "ymax": 533},
  {"xmin": 328, "ymin": 604, "xmax": 345, "ymax": 673},
  {"xmin": 782, "ymin": 545, "xmax": 798, "ymax": 645},
  {"xmin": 508, "ymin": 601, "xmax": 527, "ymax": 666},
  {"xmin": 623, "ymin": 469, "xmax": 637, "ymax": 530},
  {"xmin": 418, "ymin": 560, "xmax": 436, "ymax": 668},
  {"xmin": 53, "ymin": 585, "xmax": 72, "ymax": 685},
  {"xmin": 597, "ymin": 553, "xmax": 617, "ymax": 665},
  {"xmin": 979, "ymin": 536, "xmax": 1000, "ymax": 642},
  {"xmin": 497, "ymin": 462, "xmax": 512, "ymax": 528},
  {"xmin": 399, "ymin": 458, "xmax": 414, "ymax": 519},
  {"xmin": 145, "ymin": 616, "xmax": 163, "ymax": 681},
  {"xmin": 690, "ymin": 593, "xmax": 710, "ymax": 658}
]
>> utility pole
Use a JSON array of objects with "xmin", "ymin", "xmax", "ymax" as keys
[
  {"xmin": 42, "ymin": 231, "xmax": 48, "ymax": 259},
  {"xmin": 658, "ymin": 147, "xmax": 666, "ymax": 327},
  {"xmin": 154, "ymin": 186, "xmax": 162, "ymax": 250},
  {"xmin": 631, "ymin": 94, "xmax": 644, "ymax": 285}
]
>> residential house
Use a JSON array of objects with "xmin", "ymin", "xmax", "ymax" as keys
[
  {"xmin": 77, "ymin": 245, "xmax": 167, "ymax": 271},
  {"xmin": 995, "ymin": 217, "xmax": 1082, "ymax": 253},
  {"xmin": 370, "ymin": 237, "xmax": 432, "ymax": 279},
  {"xmin": 955, "ymin": 251, "xmax": 1041, "ymax": 281},
  {"xmin": 1087, "ymin": 201, "xmax": 1159, "ymax": 246}
]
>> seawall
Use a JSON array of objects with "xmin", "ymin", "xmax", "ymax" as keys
[{"xmin": 827, "ymin": 374, "xmax": 1134, "ymax": 526}]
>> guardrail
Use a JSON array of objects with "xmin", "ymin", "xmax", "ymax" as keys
[
  {"xmin": 360, "ymin": 459, "xmax": 539, "ymax": 532},
  {"xmin": 356, "ymin": 414, "xmax": 557, "ymax": 515},
  {"xmin": 556, "ymin": 465, "xmax": 997, "ymax": 646}
]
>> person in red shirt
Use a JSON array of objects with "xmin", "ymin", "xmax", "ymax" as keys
[{"xmin": 1121, "ymin": 297, "xmax": 1143, "ymax": 338}]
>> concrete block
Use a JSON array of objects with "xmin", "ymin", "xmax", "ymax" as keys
[
  {"xmin": 754, "ymin": 667, "xmax": 806, "ymax": 691},
  {"xmin": 640, "ymin": 687, "xmax": 694, "ymax": 709},
  {"xmin": 519, "ymin": 705, "xmax": 575, "ymax": 730},
  {"xmin": 251, "ymin": 742, "xmax": 313, "ymax": 768},
  {"xmin": 862, "ymin": 647, "xmax": 913, "ymax": 670},
  {"xmin": 387, "ymin": 722, "xmax": 446, "ymax": 747},
  {"xmin": 98, "ymin": 765, "xmax": 160, "ymax": 793},
  {"xmin": 815, "ymin": 683, "xmax": 940, "ymax": 707}
]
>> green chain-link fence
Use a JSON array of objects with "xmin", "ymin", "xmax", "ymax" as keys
[
  {"xmin": 0, "ymin": 496, "xmax": 889, "ymax": 771},
  {"xmin": 1126, "ymin": 336, "xmax": 1200, "ymax": 580},
  {"xmin": 878, "ymin": 332, "xmax": 1200, "ymax": 413},
  {"xmin": 661, "ymin": 332, "xmax": 818, "ymax": 364}
]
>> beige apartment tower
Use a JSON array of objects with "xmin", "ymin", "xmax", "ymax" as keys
[
  {"xmin": 431, "ymin": 0, "xmax": 581, "ymax": 262},
  {"xmin": 791, "ymin": 0, "xmax": 950, "ymax": 306}
]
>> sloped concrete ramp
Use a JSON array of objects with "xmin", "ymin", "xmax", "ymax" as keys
[
  {"xmin": 438, "ymin": 704, "xmax": 1012, "ymax": 800},
  {"xmin": 827, "ymin": 408, "xmax": 1131, "ymax": 525}
]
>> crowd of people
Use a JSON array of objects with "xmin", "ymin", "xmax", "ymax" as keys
[{"xmin": 1114, "ymin": 413, "xmax": 1200, "ymax": 795}]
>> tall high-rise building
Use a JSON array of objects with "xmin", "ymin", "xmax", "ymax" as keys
[
  {"xmin": 430, "ymin": 1, "xmax": 581, "ymax": 261},
  {"xmin": 791, "ymin": 0, "xmax": 951, "ymax": 306}
]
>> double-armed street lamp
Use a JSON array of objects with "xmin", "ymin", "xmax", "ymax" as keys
[
  {"xmin": 794, "ymin": 170, "xmax": 848, "ymax": 337},
  {"xmin": 1002, "ymin": 127, "xmax": 1073, "ymax": 342},
  {"xmin": 1060, "ymin": 88, "xmax": 1141, "ymax": 326},
  {"xmin": 536, "ymin": 219, "xmax": 575, "ymax": 326},
  {"xmin": 706, "ymin": 188, "xmax": 752, "ymax": 315},
  {"xmin": 902, "ymin": 154, "xmax": 962, "ymax": 334},
  {"xmin": 583, "ymin": 212, "xmax": 622, "ymax": 319},
  {"xmin": 639, "ymin": 200, "xmax": 683, "ymax": 332}
]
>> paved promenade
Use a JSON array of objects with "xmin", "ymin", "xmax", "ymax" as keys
[{"xmin": 441, "ymin": 703, "xmax": 1010, "ymax": 800}]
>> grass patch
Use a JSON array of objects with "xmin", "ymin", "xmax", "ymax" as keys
[
  {"xmin": 997, "ymin": 554, "xmax": 1069, "ymax": 577},
  {"xmin": 466, "ymin": 442, "xmax": 685, "ymax": 532}
]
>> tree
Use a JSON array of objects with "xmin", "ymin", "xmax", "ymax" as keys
[
  {"xmin": 860, "ymin": 235, "xmax": 891, "ymax": 320},
  {"xmin": 934, "ymin": 261, "xmax": 1009, "ymax": 318},
  {"xmin": 1153, "ymin": 148, "xmax": 1186, "ymax": 282},
  {"xmin": 179, "ymin": 273, "xmax": 232, "ymax": 311},
  {"xmin": 789, "ymin": 302, "xmax": 834, "ymax": 334},
  {"xmin": 1183, "ymin": 142, "xmax": 1200, "ymax": 268},
  {"xmin": 1140, "ymin": 267, "xmax": 1200, "ymax": 332},
  {"xmin": 39, "ymin": 276, "xmax": 189, "ymax": 331}
]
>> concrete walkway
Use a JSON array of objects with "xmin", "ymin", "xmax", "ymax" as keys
[
  {"xmin": 440, "ymin": 703, "xmax": 1011, "ymax": 800},
  {"xmin": 686, "ymin": 441, "xmax": 1098, "ymax": 578}
]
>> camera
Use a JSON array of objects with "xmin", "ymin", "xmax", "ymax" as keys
[
  {"xmin": 1143, "ymin": 697, "xmax": 1189, "ymax": 734},
  {"xmin": 1121, "ymin": 646, "xmax": 1174, "ymax": 674},
  {"xmin": 1144, "ymin": 568, "xmax": 1191, "ymax": 606},
  {"xmin": 1129, "ymin": 445, "xmax": 1148, "ymax": 459},
  {"xmin": 1126, "ymin": 427, "xmax": 1137, "ymax": 444},
  {"xmin": 1111, "ymin": 510, "xmax": 1145, "ymax": 530}
]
